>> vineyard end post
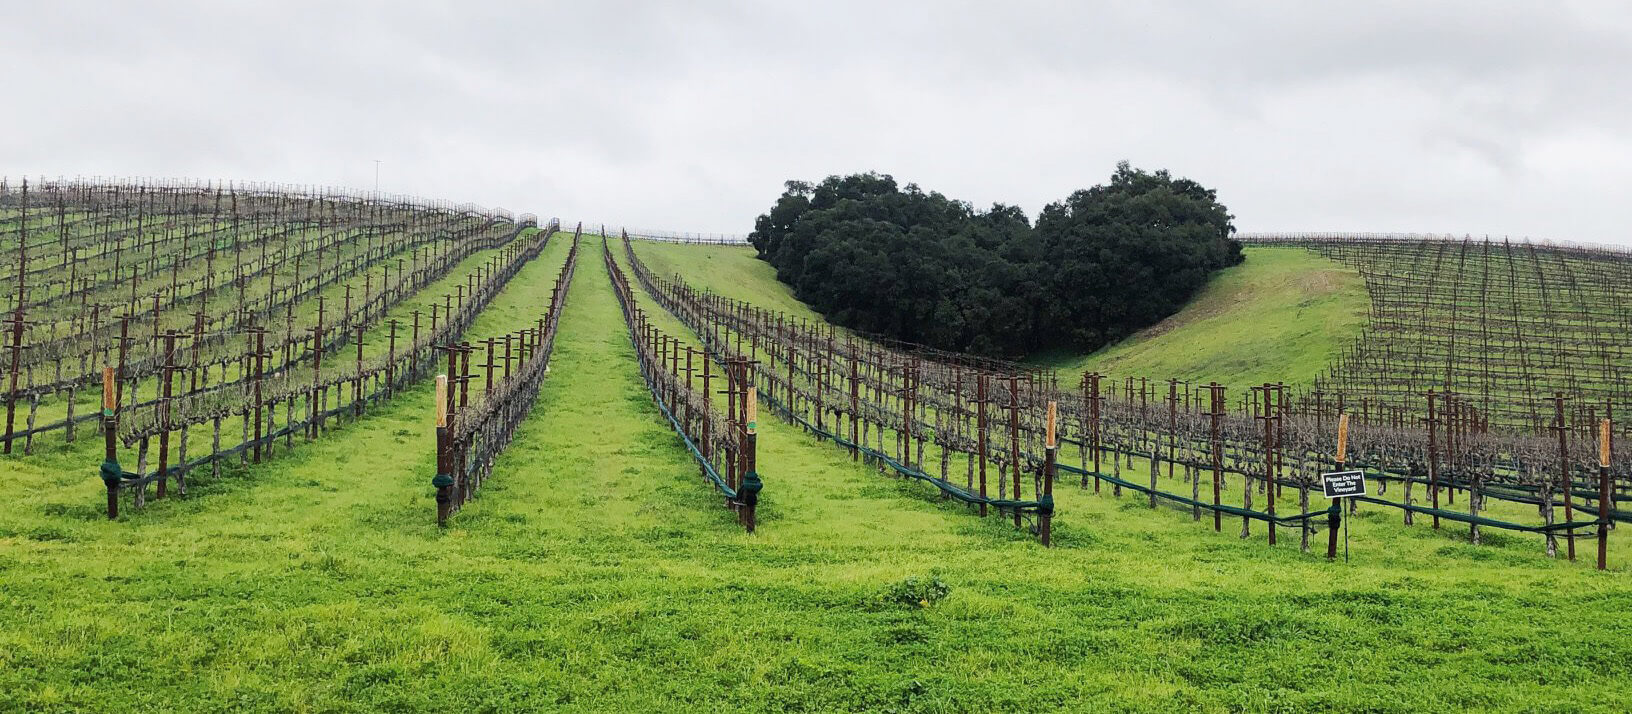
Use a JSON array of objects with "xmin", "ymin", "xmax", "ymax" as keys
[
  {"xmin": 1599, "ymin": 416, "xmax": 1611, "ymax": 571},
  {"xmin": 99, "ymin": 367, "xmax": 120, "ymax": 519},
  {"xmin": 1041, "ymin": 400, "xmax": 1057, "ymax": 547},
  {"xmin": 741, "ymin": 389, "xmax": 761, "ymax": 534},
  {"xmin": 433, "ymin": 375, "xmax": 453, "ymax": 527},
  {"xmin": 1329, "ymin": 413, "xmax": 1349, "ymax": 561}
]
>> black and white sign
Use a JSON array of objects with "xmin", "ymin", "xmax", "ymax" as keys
[{"xmin": 1320, "ymin": 470, "xmax": 1367, "ymax": 499}]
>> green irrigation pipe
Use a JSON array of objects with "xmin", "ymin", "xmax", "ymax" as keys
[
  {"xmin": 640, "ymin": 370, "xmax": 740, "ymax": 501},
  {"xmin": 1348, "ymin": 496, "xmax": 1609, "ymax": 534},
  {"xmin": 1060, "ymin": 437, "xmax": 1630, "ymax": 524},
  {"xmin": 757, "ymin": 387, "xmax": 1048, "ymax": 514},
  {"xmin": 1055, "ymin": 459, "xmax": 1610, "ymax": 535},
  {"xmin": 1058, "ymin": 462, "xmax": 1329, "ymax": 525}
]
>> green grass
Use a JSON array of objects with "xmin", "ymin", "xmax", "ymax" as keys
[
  {"xmin": 632, "ymin": 240, "xmax": 829, "ymax": 323},
  {"xmin": 1030, "ymin": 247, "xmax": 1368, "ymax": 390},
  {"xmin": 633, "ymin": 242, "xmax": 1370, "ymax": 391},
  {"xmin": 0, "ymin": 237, "xmax": 1628, "ymax": 712}
]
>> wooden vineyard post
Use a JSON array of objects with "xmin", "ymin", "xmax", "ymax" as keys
[
  {"xmin": 725, "ymin": 354, "xmax": 739, "ymax": 499},
  {"xmin": 484, "ymin": 338, "xmax": 496, "ymax": 394},
  {"xmin": 5, "ymin": 181, "xmax": 22, "ymax": 454},
  {"xmin": 1090, "ymin": 372, "xmax": 1102, "ymax": 493},
  {"xmin": 849, "ymin": 342, "xmax": 860, "ymax": 461},
  {"xmin": 354, "ymin": 326, "xmax": 366, "ymax": 417},
  {"xmin": 458, "ymin": 343, "xmax": 471, "ymax": 507},
  {"xmin": 253, "ymin": 328, "xmax": 266, "ymax": 464},
  {"xmin": 1041, "ymin": 400, "xmax": 1057, "ymax": 547},
  {"xmin": 410, "ymin": 310, "xmax": 421, "ymax": 376},
  {"xmin": 701, "ymin": 354, "xmax": 712, "ymax": 479},
  {"xmin": 100, "ymin": 367, "xmax": 120, "ymax": 519},
  {"xmin": 1009, "ymin": 375, "xmax": 1022, "ymax": 529},
  {"xmin": 1329, "ymin": 413, "xmax": 1349, "ymax": 560},
  {"xmin": 684, "ymin": 347, "xmax": 695, "ymax": 433},
  {"xmin": 1167, "ymin": 379, "xmax": 1178, "ymax": 479},
  {"xmin": 977, "ymin": 373, "xmax": 989, "ymax": 517},
  {"xmin": 815, "ymin": 342, "xmax": 827, "ymax": 437},
  {"xmin": 1210, "ymin": 383, "xmax": 1224, "ymax": 532},
  {"xmin": 156, "ymin": 330, "xmax": 176, "ymax": 499},
  {"xmin": 3, "ymin": 306, "xmax": 21, "ymax": 454},
  {"xmin": 1599, "ymin": 415, "xmax": 1611, "ymax": 571},
  {"xmin": 1426, "ymin": 389, "xmax": 1440, "ymax": 529},
  {"xmin": 741, "ymin": 388, "xmax": 761, "ymax": 533},
  {"xmin": 386, "ymin": 320, "xmax": 398, "ymax": 397},
  {"xmin": 504, "ymin": 334, "xmax": 514, "ymax": 380},
  {"xmin": 1554, "ymin": 394, "xmax": 1576, "ymax": 562},
  {"xmin": 433, "ymin": 374, "xmax": 452, "ymax": 526},
  {"xmin": 1260, "ymin": 385, "xmax": 1275, "ymax": 545}
]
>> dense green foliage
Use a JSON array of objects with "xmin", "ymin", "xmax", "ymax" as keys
[{"xmin": 748, "ymin": 163, "xmax": 1243, "ymax": 356}]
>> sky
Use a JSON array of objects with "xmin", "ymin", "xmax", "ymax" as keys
[{"xmin": 3, "ymin": 1, "xmax": 1630, "ymax": 243}]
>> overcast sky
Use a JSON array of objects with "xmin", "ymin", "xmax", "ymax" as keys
[{"xmin": 3, "ymin": 1, "xmax": 1630, "ymax": 243}]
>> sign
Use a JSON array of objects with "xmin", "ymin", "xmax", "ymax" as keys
[{"xmin": 1321, "ymin": 470, "xmax": 1366, "ymax": 499}]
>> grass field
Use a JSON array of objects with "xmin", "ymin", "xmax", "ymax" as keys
[
  {"xmin": 2, "ymin": 237, "xmax": 1629, "ymax": 713},
  {"xmin": 631, "ymin": 242, "xmax": 1370, "ymax": 391}
]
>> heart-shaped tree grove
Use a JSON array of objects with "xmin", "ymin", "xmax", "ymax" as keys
[{"xmin": 748, "ymin": 162, "xmax": 1244, "ymax": 358}]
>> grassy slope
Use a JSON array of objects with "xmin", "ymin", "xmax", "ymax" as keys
[
  {"xmin": 633, "ymin": 240, "xmax": 827, "ymax": 323},
  {"xmin": 632, "ymin": 242, "xmax": 1369, "ymax": 390},
  {"xmin": 0, "ymin": 236, "xmax": 1627, "ymax": 712},
  {"xmin": 1036, "ymin": 248, "xmax": 1368, "ymax": 390}
]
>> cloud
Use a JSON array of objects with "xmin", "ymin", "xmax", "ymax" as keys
[{"xmin": 2, "ymin": 0, "xmax": 1630, "ymax": 243}]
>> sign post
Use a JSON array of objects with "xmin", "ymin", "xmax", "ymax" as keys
[{"xmin": 1322, "ymin": 414, "xmax": 1364, "ymax": 561}]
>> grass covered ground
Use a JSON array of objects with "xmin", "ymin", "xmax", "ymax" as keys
[
  {"xmin": 1, "ymin": 237, "xmax": 1627, "ymax": 713},
  {"xmin": 632, "ymin": 241, "xmax": 1369, "ymax": 391},
  {"xmin": 1035, "ymin": 247, "xmax": 1369, "ymax": 390}
]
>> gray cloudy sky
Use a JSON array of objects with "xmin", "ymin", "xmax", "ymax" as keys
[{"xmin": 4, "ymin": 1, "xmax": 1630, "ymax": 242}]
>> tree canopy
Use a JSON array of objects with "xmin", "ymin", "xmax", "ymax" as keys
[{"xmin": 748, "ymin": 163, "xmax": 1242, "ymax": 357}]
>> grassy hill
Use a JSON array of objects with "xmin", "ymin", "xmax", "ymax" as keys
[
  {"xmin": 1034, "ymin": 247, "xmax": 1369, "ymax": 390},
  {"xmin": 632, "ymin": 241, "xmax": 1369, "ymax": 390},
  {"xmin": 633, "ymin": 239, "xmax": 826, "ymax": 321}
]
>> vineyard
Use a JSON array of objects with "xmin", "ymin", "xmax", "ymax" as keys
[
  {"xmin": 1243, "ymin": 233, "xmax": 1632, "ymax": 431},
  {"xmin": 620, "ymin": 234, "xmax": 1627, "ymax": 565},
  {"xmin": 2, "ymin": 179, "xmax": 1630, "ymax": 712}
]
